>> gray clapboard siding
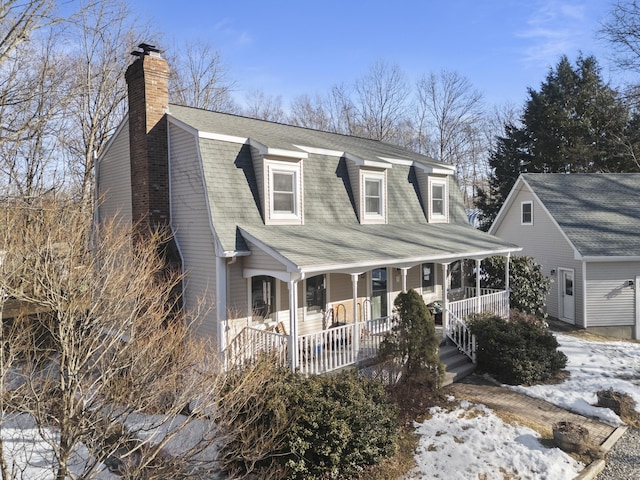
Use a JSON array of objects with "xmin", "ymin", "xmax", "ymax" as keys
[
  {"xmin": 169, "ymin": 124, "xmax": 218, "ymax": 339},
  {"xmin": 97, "ymin": 121, "xmax": 132, "ymax": 225},
  {"xmin": 492, "ymin": 187, "xmax": 583, "ymax": 325},
  {"xmin": 586, "ymin": 262, "xmax": 639, "ymax": 327}
]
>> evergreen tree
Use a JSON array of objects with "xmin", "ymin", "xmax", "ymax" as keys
[
  {"xmin": 378, "ymin": 289, "xmax": 444, "ymax": 386},
  {"xmin": 477, "ymin": 55, "xmax": 636, "ymax": 230}
]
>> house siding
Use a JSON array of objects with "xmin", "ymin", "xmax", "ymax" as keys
[
  {"xmin": 492, "ymin": 187, "xmax": 584, "ymax": 326},
  {"xmin": 586, "ymin": 262, "xmax": 640, "ymax": 327},
  {"xmin": 97, "ymin": 122, "xmax": 132, "ymax": 225},
  {"xmin": 169, "ymin": 124, "xmax": 218, "ymax": 340}
]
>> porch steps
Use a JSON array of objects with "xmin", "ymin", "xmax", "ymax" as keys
[{"xmin": 440, "ymin": 344, "xmax": 476, "ymax": 386}]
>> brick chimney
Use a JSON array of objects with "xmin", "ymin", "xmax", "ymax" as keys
[{"xmin": 125, "ymin": 43, "xmax": 170, "ymax": 229}]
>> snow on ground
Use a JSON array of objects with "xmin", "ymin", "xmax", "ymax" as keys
[
  {"xmin": 407, "ymin": 400, "xmax": 583, "ymax": 480},
  {"xmin": 408, "ymin": 332, "xmax": 640, "ymax": 479},
  {"xmin": 512, "ymin": 333, "xmax": 640, "ymax": 425},
  {"xmin": 0, "ymin": 413, "xmax": 117, "ymax": 480}
]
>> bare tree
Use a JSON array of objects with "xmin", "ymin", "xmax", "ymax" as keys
[
  {"xmin": 0, "ymin": 31, "xmax": 69, "ymax": 198},
  {"xmin": 243, "ymin": 89, "xmax": 285, "ymax": 122},
  {"xmin": 287, "ymin": 93, "xmax": 331, "ymax": 130},
  {"xmin": 600, "ymin": 1, "xmax": 640, "ymax": 75},
  {"xmin": 353, "ymin": 60, "xmax": 411, "ymax": 142},
  {"xmin": 168, "ymin": 39, "xmax": 238, "ymax": 113},
  {"xmin": 59, "ymin": 0, "xmax": 156, "ymax": 206},
  {"xmin": 0, "ymin": 199, "xmax": 222, "ymax": 479}
]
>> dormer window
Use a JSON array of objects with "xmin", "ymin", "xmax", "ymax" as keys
[
  {"xmin": 361, "ymin": 171, "xmax": 386, "ymax": 223},
  {"xmin": 266, "ymin": 159, "xmax": 303, "ymax": 224},
  {"xmin": 365, "ymin": 177, "xmax": 383, "ymax": 216},
  {"xmin": 428, "ymin": 177, "xmax": 448, "ymax": 223},
  {"xmin": 272, "ymin": 171, "xmax": 295, "ymax": 214}
]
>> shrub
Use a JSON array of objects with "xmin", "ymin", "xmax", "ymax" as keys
[
  {"xmin": 468, "ymin": 312, "xmax": 567, "ymax": 385},
  {"xmin": 480, "ymin": 255, "xmax": 551, "ymax": 319},
  {"xmin": 218, "ymin": 358, "xmax": 398, "ymax": 479},
  {"xmin": 378, "ymin": 289, "xmax": 444, "ymax": 387}
]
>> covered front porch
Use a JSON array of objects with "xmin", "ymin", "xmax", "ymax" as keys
[{"xmin": 225, "ymin": 260, "xmax": 512, "ymax": 376}]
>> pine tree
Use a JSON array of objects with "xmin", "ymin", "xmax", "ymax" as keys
[{"xmin": 477, "ymin": 55, "xmax": 636, "ymax": 229}]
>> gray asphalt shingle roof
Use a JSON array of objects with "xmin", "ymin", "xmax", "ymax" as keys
[
  {"xmin": 169, "ymin": 105, "xmax": 520, "ymax": 270},
  {"xmin": 523, "ymin": 173, "xmax": 640, "ymax": 257}
]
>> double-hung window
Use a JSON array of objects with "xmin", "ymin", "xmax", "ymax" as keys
[
  {"xmin": 361, "ymin": 172, "xmax": 386, "ymax": 223},
  {"xmin": 267, "ymin": 160, "xmax": 302, "ymax": 224},
  {"xmin": 521, "ymin": 201, "xmax": 533, "ymax": 225},
  {"xmin": 272, "ymin": 171, "xmax": 295, "ymax": 214},
  {"xmin": 428, "ymin": 177, "xmax": 448, "ymax": 223}
]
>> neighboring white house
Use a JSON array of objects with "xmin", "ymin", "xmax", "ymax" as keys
[
  {"xmin": 490, "ymin": 173, "xmax": 640, "ymax": 339},
  {"xmin": 96, "ymin": 44, "xmax": 521, "ymax": 373}
]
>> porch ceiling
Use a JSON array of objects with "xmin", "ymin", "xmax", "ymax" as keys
[{"xmin": 239, "ymin": 223, "xmax": 521, "ymax": 275}]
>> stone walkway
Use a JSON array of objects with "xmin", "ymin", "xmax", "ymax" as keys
[{"xmin": 446, "ymin": 380, "xmax": 616, "ymax": 448}]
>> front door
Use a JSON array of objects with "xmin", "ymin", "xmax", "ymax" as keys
[
  {"xmin": 560, "ymin": 269, "xmax": 575, "ymax": 324},
  {"xmin": 371, "ymin": 268, "xmax": 388, "ymax": 319},
  {"xmin": 251, "ymin": 276, "xmax": 275, "ymax": 322}
]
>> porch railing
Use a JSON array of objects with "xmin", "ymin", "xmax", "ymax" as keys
[
  {"xmin": 298, "ymin": 316, "xmax": 395, "ymax": 375},
  {"xmin": 226, "ymin": 326, "xmax": 288, "ymax": 369},
  {"xmin": 446, "ymin": 311, "xmax": 476, "ymax": 363},
  {"xmin": 449, "ymin": 290, "xmax": 509, "ymax": 321}
]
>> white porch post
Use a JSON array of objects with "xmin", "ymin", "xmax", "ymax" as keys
[
  {"xmin": 476, "ymin": 259, "xmax": 481, "ymax": 313},
  {"xmin": 351, "ymin": 273, "xmax": 360, "ymax": 362},
  {"xmin": 505, "ymin": 253, "xmax": 511, "ymax": 318},
  {"xmin": 400, "ymin": 268, "xmax": 408, "ymax": 292},
  {"xmin": 442, "ymin": 263, "xmax": 449, "ymax": 340},
  {"xmin": 288, "ymin": 280, "xmax": 299, "ymax": 370}
]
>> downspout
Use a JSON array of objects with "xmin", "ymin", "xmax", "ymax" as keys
[{"xmin": 505, "ymin": 253, "xmax": 511, "ymax": 318}]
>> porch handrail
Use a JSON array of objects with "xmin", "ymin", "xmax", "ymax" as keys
[
  {"xmin": 449, "ymin": 290, "xmax": 509, "ymax": 321},
  {"xmin": 464, "ymin": 286, "xmax": 502, "ymax": 297},
  {"xmin": 226, "ymin": 326, "xmax": 288, "ymax": 368},
  {"xmin": 446, "ymin": 311, "xmax": 476, "ymax": 363},
  {"xmin": 297, "ymin": 315, "xmax": 396, "ymax": 375}
]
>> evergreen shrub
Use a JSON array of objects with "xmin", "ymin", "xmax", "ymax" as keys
[{"xmin": 468, "ymin": 311, "xmax": 567, "ymax": 385}]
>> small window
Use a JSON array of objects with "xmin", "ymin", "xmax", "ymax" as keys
[
  {"xmin": 521, "ymin": 201, "xmax": 533, "ymax": 225},
  {"xmin": 428, "ymin": 177, "xmax": 448, "ymax": 223},
  {"xmin": 273, "ymin": 171, "xmax": 295, "ymax": 213},
  {"xmin": 365, "ymin": 178, "xmax": 382, "ymax": 215},
  {"xmin": 422, "ymin": 263, "xmax": 435, "ymax": 292}
]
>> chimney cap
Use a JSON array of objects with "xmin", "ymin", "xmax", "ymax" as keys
[{"xmin": 131, "ymin": 43, "xmax": 163, "ymax": 57}]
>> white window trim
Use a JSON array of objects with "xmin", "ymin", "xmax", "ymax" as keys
[
  {"xmin": 521, "ymin": 201, "xmax": 533, "ymax": 225},
  {"xmin": 361, "ymin": 171, "xmax": 386, "ymax": 224},
  {"xmin": 266, "ymin": 160, "xmax": 303, "ymax": 224},
  {"xmin": 428, "ymin": 177, "xmax": 449, "ymax": 223}
]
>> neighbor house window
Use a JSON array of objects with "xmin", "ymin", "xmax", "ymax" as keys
[
  {"xmin": 422, "ymin": 263, "xmax": 435, "ymax": 292},
  {"xmin": 361, "ymin": 172, "xmax": 386, "ymax": 223},
  {"xmin": 267, "ymin": 160, "xmax": 303, "ymax": 224},
  {"xmin": 521, "ymin": 201, "xmax": 533, "ymax": 225},
  {"xmin": 428, "ymin": 177, "xmax": 449, "ymax": 223}
]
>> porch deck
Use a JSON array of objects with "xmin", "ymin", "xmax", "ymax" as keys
[{"xmin": 226, "ymin": 289, "xmax": 509, "ymax": 376}]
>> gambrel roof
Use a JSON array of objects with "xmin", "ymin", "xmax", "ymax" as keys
[
  {"xmin": 492, "ymin": 173, "xmax": 640, "ymax": 259},
  {"xmin": 168, "ymin": 105, "xmax": 520, "ymax": 273}
]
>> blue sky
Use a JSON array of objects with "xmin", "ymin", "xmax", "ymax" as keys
[{"xmin": 128, "ymin": 0, "xmax": 616, "ymax": 108}]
